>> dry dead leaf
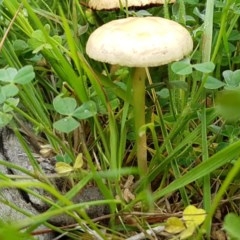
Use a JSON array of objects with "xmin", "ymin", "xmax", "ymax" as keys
[{"xmin": 123, "ymin": 188, "xmax": 135, "ymax": 202}]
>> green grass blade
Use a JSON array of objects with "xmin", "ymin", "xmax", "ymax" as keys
[{"xmin": 153, "ymin": 139, "xmax": 240, "ymax": 201}]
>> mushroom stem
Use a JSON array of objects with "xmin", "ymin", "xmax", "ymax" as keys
[{"xmin": 132, "ymin": 67, "xmax": 148, "ymax": 176}]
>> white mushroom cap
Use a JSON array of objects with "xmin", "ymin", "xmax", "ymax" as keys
[
  {"xmin": 88, "ymin": 0, "xmax": 175, "ymax": 10},
  {"xmin": 86, "ymin": 17, "xmax": 193, "ymax": 67}
]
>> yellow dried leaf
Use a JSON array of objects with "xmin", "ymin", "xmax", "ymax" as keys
[
  {"xmin": 73, "ymin": 153, "xmax": 83, "ymax": 169},
  {"xmin": 179, "ymin": 224, "xmax": 196, "ymax": 240},
  {"xmin": 165, "ymin": 217, "xmax": 185, "ymax": 234},
  {"xmin": 183, "ymin": 205, "xmax": 206, "ymax": 227},
  {"xmin": 55, "ymin": 162, "xmax": 73, "ymax": 174}
]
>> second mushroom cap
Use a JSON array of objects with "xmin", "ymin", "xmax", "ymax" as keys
[{"xmin": 88, "ymin": 0, "xmax": 175, "ymax": 10}]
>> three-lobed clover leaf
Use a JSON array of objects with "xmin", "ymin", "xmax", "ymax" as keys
[
  {"xmin": 28, "ymin": 24, "xmax": 62, "ymax": 54},
  {"xmin": 0, "ymin": 112, "xmax": 12, "ymax": 128},
  {"xmin": 204, "ymin": 76, "xmax": 225, "ymax": 89},
  {"xmin": 206, "ymin": 69, "xmax": 240, "ymax": 91},
  {"xmin": 0, "ymin": 68, "xmax": 18, "ymax": 82},
  {"xmin": 73, "ymin": 101, "xmax": 97, "ymax": 119},
  {"xmin": 53, "ymin": 117, "xmax": 79, "ymax": 134},
  {"xmin": 223, "ymin": 69, "xmax": 240, "ymax": 90},
  {"xmin": 53, "ymin": 95, "xmax": 97, "ymax": 133},
  {"xmin": 0, "ymin": 66, "xmax": 35, "ymax": 128},
  {"xmin": 171, "ymin": 60, "xmax": 215, "ymax": 76},
  {"xmin": 193, "ymin": 62, "xmax": 215, "ymax": 73},
  {"xmin": 14, "ymin": 65, "xmax": 35, "ymax": 84},
  {"xmin": 0, "ymin": 65, "xmax": 35, "ymax": 97},
  {"xmin": 0, "ymin": 98, "xmax": 20, "ymax": 128},
  {"xmin": 171, "ymin": 59, "xmax": 193, "ymax": 75},
  {"xmin": 53, "ymin": 96, "xmax": 77, "ymax": 115},
  {"xmin": 0, "ymin": 66, "xmax": 35, "ymax": 84}
]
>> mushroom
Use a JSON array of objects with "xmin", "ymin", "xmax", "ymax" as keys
[
  {"xmin": 88, "ymin": 0, "xmax": 175, "ymax": 10},
  {"xmin": 86, "ymin": 17, "xmax": 193, "ymax": 176}
]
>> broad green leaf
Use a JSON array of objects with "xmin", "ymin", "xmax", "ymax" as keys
[
  {"xmin": 56, "ymin": 153, "xmax": 72, "ymax": 164},
  {"xmin": 13, "ymin": 65, "xmax": 35, "ymax": 84},
  {"xmin": 229, "ymin": 30, "xmax": 240, "ymax": 41},
  {"xmin": 216, "ymin": 89, "xmax": 240, "ymax": 121},
  {"xmin": 52, "ymin": 35, "xmax": 62, "ymax": 44},
  {"xmin": 223, "ymin": 70, "xmax": 234, "ymax": 85},
  {"xmin": 2, "ymin": 84, "xmax": 19, "ymax": 97},
  {"xmin": 0, "ymin": 112, "xmax": 12, "ymax": 128},
  {"xmin": 28, "ymin": 30, "xmax": 52, "ymax": 53},
  {"xmin": 73, "ymin": 101, "xmax": 97, "ymax": 119},
  {"xmin": 204, "ymin": 76, "xmax": 225, "ymax": 89},
  {"xmin": 0, "ymin": 68, "xmax": 17, "ymax": 82},
  {"xmin": 157, "ymin": 88, "xmax": 169, "ymax": 99},
  {"xmin": 31, "ymin": 29, "xmax": 46, "ymax": 42},
  {"xmin": 185, "ymin": 15, "xmax": 196, "ymax": 23},
  {"xmin": 171, "ymin": 61, "xmax": 192, "ymax": 75},
  {"xmin": 193, "ymin": 6, "xmax": 205, "ymax": 20},
  {"xmin": 109, "ymin": 98, "xmax": 120, "ymax": 111},
  {"xmin": 114, "ymin": 67, "xmax": 129, "ymax": 80},
  {"xmin": 13, "ymin": 39, "xmax": 29, "ymax": 52},
  {"xmin": 0, "ymin": 88, "xmax": 6, "ymax": 104},
  {"xmin": 3, "ymin": 98, "xmax": 19, "ymax": 112},
  {"xmin": 192, "ymin": 62, "xmax": 215, "ymax": 73},
  {"xmin": 53, "ymin": 117, "xmax": 79, "ymax": 133},
  {"xmin": 224, "ymin": 213, "xmax": 240, "ymax": 240},
  {"xmin": 53, "ymin": 96, "xmax": 77, "ymax": 115},
  {"xmin": 44, "ymin": 24, "xmax": 51, "ymax": 33},
  {"xmin": 223, "ymin": 70, "xmax": 240, "ymax": 88},
  {"xmin": 28, "ymin": 25, "xmax": 62, "ymax": 54},
  {"xmin": 34, "ymin": 43, "xmax": 52, "ymax": 53}
]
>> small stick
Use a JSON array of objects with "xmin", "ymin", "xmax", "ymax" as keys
[{"xmin": 126, "ymin": 226, "xmax": 165, "ymax": 240}]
